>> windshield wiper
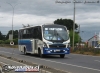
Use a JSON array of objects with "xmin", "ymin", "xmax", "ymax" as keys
[
  {"xmin": 54, "ymin": 30, "xmax": 64, "ymax": 41},
  {"xmin": 50, "ymin": 29, "xmax": 64, "ymax": 41}
]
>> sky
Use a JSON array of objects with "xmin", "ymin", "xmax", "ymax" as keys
[{"xmin": 0, "ymin": 0, "xmax": 100, "ymax": 41}]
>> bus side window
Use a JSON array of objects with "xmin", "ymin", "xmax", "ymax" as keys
[
  {"xmin": 32, "ymin": 27, "xmax": 37, "ymax": 39},
  {"xmin": 22, "ymin": 29, "xmax": 27, "ymax": 39},
  {"xmin": 21, "ymin": 30, "xmax": 24, "ymax": 39},
  {"xmin": 34, "ymin": 28, "xmax": 37, "ymax": 39},
  {"xmin": 31, "ymin": 28, "xmax": 34, "ymax": 38},
  {"xmin": 37, "ymin": 26, "xmax": 42, "ymax": 40},
  {"xmin": 27, "ymin": 28, "xmax": 31, "ymax": 38},
  {"xmin": 30, "ymin": 26, "xmax": 42, "ymax": 40}
]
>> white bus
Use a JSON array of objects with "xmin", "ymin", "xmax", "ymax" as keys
[{"xmin": 18, "ymin": 24, "xmax": 70, "ymax": 58}]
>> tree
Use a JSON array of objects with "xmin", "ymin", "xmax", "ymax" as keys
[
  {"xmin": 6, "ymin": 30, "xmax": 18, "ymax": 40},
  {"xmin": 54, "ymin": 18, "xmax": 78, "ymax": 30},
  {"xmin": 13, "ymin": 30, "xmax": 18, "ymax": 39},
  {"xmin": 6, "ymin": 30, "xmax": 12, "ymax": 40},
  {"xmin": 69, "ymin": 30, "xmax": 81, "ymax": 46},
  {"xmin": 0, "ymin": 31, "xmax": 4, "ymax": 40}
]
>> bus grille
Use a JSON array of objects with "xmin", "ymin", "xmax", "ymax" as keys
[{"xmin": 49, "ymin": 44, "xmax": 66, "ymax": 48}]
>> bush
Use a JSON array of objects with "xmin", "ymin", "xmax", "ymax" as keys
[
  {"xmin": 93, "ymin": 49, "xmax": 100, "ymax": 54},
  {"xmin": 13, "ymin": 38, "xmax": 18, "ymax": 45},
  {"xmin": 4, "ymin": 40, "xmax": 10, "ymax": 44},
  {"xmin": 0, "ymin": 40, "xmax": 4, "ymax": 44},
  {"xmin": 80, "ymin": 50, "xmax": 84, "ymax": 54},
  {"xmin": 0, "ymin": 38, "xmax": 18, "ymax": 45}
]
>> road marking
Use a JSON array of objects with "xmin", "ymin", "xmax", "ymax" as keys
[
  {"xmin": 0, "ymin": 51, "xmax": 100, "ymax": 72},
  {"xmin": 0, "ymin": 61, "xmax": 7, "ymax": 65},
  {"xmin": 95, "ymin": 60, "xmax": 100, "ymax": 62},
  {"xmin": 0, "ymin": 51, "xmax": 12, "ymax": 54},
  {"xmin": 0, "ymin": 56, "xmax": 26, "ymax": 65},
  {"xmin": 71, "ymin": 53, "xmax": 100, "ymax": 57}
]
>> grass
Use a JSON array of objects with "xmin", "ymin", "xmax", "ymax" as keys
[
  {"xmin": 0, "ymin": 44, "xmax": 18, "ymax": 48},
  {"xmin": 71, "ymin": 47, "xmax": 100, "ymax": 56}
]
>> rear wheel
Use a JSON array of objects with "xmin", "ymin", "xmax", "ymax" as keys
[
  {"xmin": 24, "ymin": 48, "xmax": 28, "ymax": 55},
  {"xmin": 60, "ymin": 54, "xmax": 65, "ymax": 58}
]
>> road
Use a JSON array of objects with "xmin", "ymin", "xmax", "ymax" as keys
[{"xmin": 0, "ymin": 47, "xmax": 100, "ymax": 73}]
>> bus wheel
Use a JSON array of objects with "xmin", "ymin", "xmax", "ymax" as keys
[
  {"xmin": 60, "ymin": 54, "xmax": 65, "ymax": 58},
  {"xmin": 38, "ymin": 49, "xmax": 44, "ymax": 58},
  {"xmin": 24, "ymin": 48, "xmax": 27, "ymax": 55}
]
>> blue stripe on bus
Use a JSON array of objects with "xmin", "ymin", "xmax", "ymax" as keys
[{"xmin": 18, "ymin": 39, "xmax": 32, "ymax": 52}]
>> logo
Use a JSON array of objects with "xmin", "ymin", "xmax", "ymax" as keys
[
  {"xmin": 2, "ymin": 65, "xmax": 12, "ymax": 72},
  {"xmin": 2, "ymin": 65, "xmax": 40, "ymax": 72}
]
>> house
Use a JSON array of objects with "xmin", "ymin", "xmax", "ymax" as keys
[{"xmin": 87, "ymin": 34, "xmax": 100, "ymax": 47}]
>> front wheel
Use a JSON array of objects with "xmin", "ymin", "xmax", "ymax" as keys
[
  {"xmin": 60, "ymin": 54, "xmax": 65, "ymax": 58},
  {"xmin": 38, "ymin": 49, "xmax": 45, "ymax": 58}
]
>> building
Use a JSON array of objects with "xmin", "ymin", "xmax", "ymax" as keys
[{"xmin": 87, "ymin": 34, "xmax": 100, "ymax": 47}]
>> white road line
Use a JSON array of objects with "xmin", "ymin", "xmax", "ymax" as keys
[
  {"xmin": 71, "ymin": 53, "xmax": 100, "ymax": 57},
  {"xmin": 0, "ymin": 51, "xmax": 12, "ymax": 54},
  {"xmin": 0, "ymin": 61, "xmax": 7, "ymax": 65},
  {"xmin": 0, "ymin": 56, "xmax": 26, "ymax": 65},
  {"xmin": 0, "ymin": 51, "xmax": 100, "ymax": 72},
  {"xmin": 95, "ymin": 60, "xmax": 100, "ymax": 62}
]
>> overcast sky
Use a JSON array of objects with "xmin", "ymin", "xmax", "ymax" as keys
[{"xmin": 0, "ymin": 0, "xmax": 100, "ymax": 41}]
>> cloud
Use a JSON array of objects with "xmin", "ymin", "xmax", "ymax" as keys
[
  {"xmin": 0, "ymin": 0, "xmax": 100, "ymax": 41},
  {"xmin": 75, "ymin": 12, "xmax": 100, "ymax": 27}
]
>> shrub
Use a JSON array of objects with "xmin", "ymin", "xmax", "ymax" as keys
[
  {"xmin": 4, "ymin": 40, "xmax": 10, "ymax": 44},
  {"xmin": 0, "ymin": 40, "xmax": 4, "ymax": 44}
]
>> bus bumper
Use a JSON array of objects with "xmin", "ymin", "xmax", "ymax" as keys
[{"xmin": 43, "ymin": 47, "xmax": 70, "ymax": 55}]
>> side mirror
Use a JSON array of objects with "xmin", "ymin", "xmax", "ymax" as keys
[{"xmin": 67, "ymin": 30, "xmax": 69, "ymax": 34}]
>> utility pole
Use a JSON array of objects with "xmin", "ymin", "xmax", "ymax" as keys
[
  {"xmin": 78, "ymin": 25, "xmax": 80, "ymax": 48},
  {"xmin": 72, "ymin": 0, "xmax": 76, "ymax": 50},
  {"xmin": 7, "ymin": 2, "xmax": 21, "ymax": 42}
]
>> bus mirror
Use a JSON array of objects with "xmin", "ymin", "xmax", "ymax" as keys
[{"xmin": 67, "ymin": 30, "xmax": 69, "ymax": 34}]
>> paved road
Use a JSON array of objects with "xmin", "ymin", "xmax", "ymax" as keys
[{"xmin": 0, "ymin": 47, "xmax": 100, "ymax": 73}]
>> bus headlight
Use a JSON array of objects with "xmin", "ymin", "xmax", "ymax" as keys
[
  {"xmin": 47, "ymin": 51, "xmax": 51, "ymax": 53},
  {"xmin": 63, "ymin": 50, "xmax": 65, "ymax": 51},
  {"xmin": 65, "ymin": 51, "xmax": 67, "ymax": 53},
  {"xmin": 50, "ymin": 50, "xmax": 52, "ymax": 51},
  {"xmin": 63, "ymin": 50, "xmax": 67, "ymax": 53}
]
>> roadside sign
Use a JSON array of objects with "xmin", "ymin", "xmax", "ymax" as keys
[
  {"xmin": 10, "ymin": 41, "xmax": 14, "ymax": 45},
  {"xmin": 9, "ymin": 34, "xmax": 13, "ymax": 40}
]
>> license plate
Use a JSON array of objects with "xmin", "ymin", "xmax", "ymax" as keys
[{"xmin": 55, "ymin": 50, "xmax": 60, "ymax": 51}]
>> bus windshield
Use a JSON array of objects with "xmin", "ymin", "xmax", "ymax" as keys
[{"xmin": 43, "ymin": 25, "xmax": 69, "ymax": 41}]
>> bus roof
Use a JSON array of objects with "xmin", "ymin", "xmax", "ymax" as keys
[{"xmin": 19, "ymin": 24, "xmax": 66, "ymax": 30}]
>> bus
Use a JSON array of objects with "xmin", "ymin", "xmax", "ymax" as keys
[{"xmin": 18, "ymin": 24, "xmax": 70, "ymax": 58}]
